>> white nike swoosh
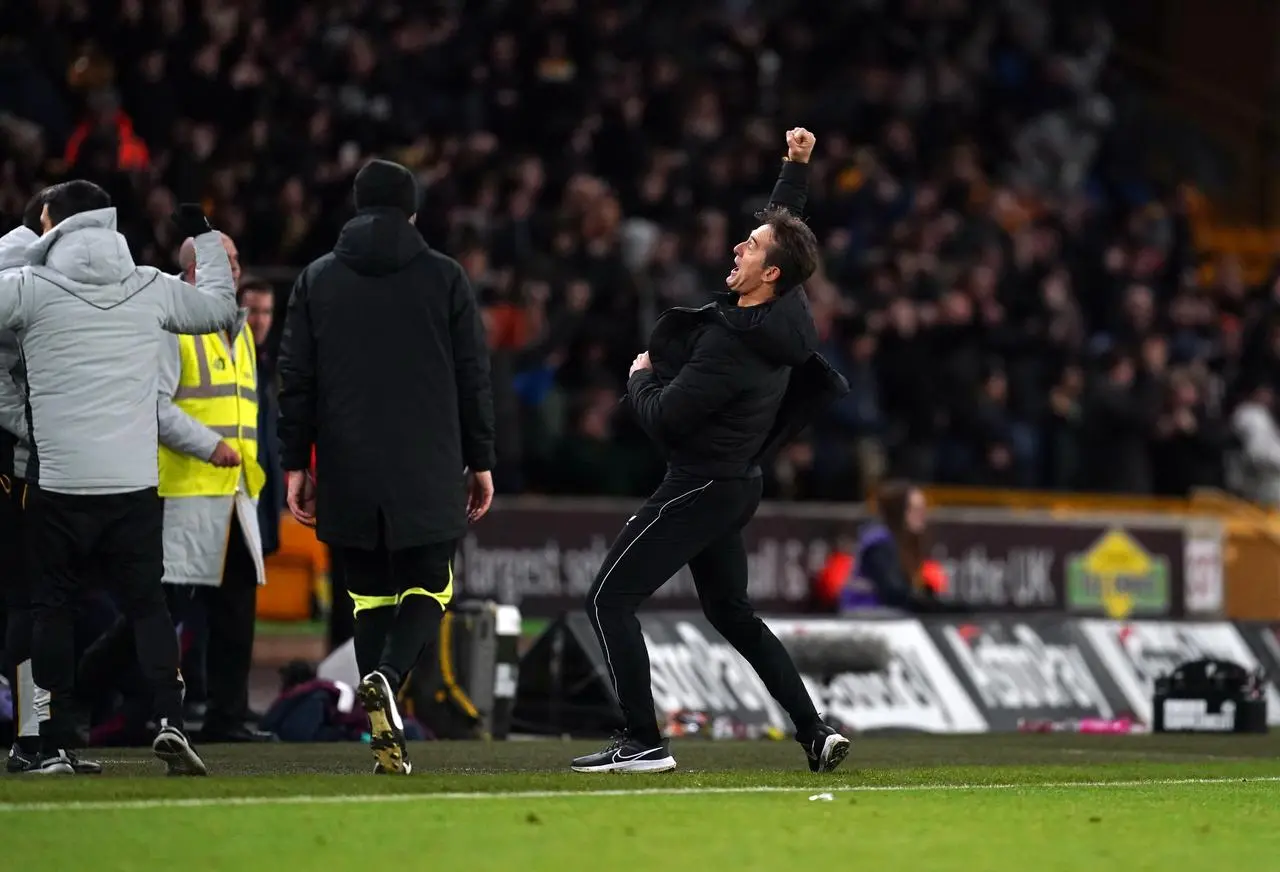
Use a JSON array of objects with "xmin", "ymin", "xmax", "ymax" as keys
[{"xmin": 614, "ymin": 748, "xmax": 656, "ymax": 762}]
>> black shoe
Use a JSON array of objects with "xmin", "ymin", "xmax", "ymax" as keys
[
  {"xmin": 797, "ymin": 722, "xmax": 851, "ymax": 773},
  {"xmin": 571, "ymin": 734, "xmax": 677, "ymax": 773},
  {"xmin": 27, "ymin": 750, "xmax": 74, "ymax": 775},
  {"xmin": 373, "ymin": 761, "xmax": 413, "ymax": 775},
  {"xmin": 6, "ymin": 743, "xmax": 37, "ymax": 773},
  {"xmin": 153, "ymin": 724, "xmax": 208, "ymax": 776},
  {"xmin": 197, "ymin": 723, "xmax": 277, "ymax": 743},
  {"xmin": 356, "ymin": 671, "xmax": 410, "ymax": 775},
  {"xmin": 65, "ymin": 750, "xmax": 103, "ymax": 775}
]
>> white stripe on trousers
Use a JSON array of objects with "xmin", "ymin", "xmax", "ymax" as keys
[
  {"xmin": 589, "ymin": 480, "xmax": 714, "ymax": 701},
  {"xmin": 17, "ymin": 659, "xmax": 45, "ymax": 737}
]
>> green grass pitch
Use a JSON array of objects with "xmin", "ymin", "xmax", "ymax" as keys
[{"xmin": 1, "ymin": 734, "xmax": 1278, "ymax": 871}]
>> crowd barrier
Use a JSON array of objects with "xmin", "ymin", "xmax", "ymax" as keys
[
  {"xmin": 515, "ymin": 611, "xmax": 1280, "ymax": 736},
  {"xmin": 448, "ymin": 497, "xmax": 1223, "ymax": 619},
  {"xmin": 265, "ymin": 490, "xmax": 1280, "ymax": 622}
]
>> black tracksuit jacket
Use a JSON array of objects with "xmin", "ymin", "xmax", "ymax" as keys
[
  {"xmin": 625, "ymin": 160, "xmax": 849, "ymax": 479},
  {"xmin": 278, "ymin": 209, "xmax": 496, "ymax": 550}
]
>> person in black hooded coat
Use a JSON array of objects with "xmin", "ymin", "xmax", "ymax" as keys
[
  {"xmin": 277, "ymin": 159, "xmax": 495, "ymax": 775},
  {"xmin": 571, "ymin": 129, "xmax": 852, "ymax": 777}
]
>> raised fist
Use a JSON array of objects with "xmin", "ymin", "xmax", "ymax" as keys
[{"xmin": 786, "ymin": 128, "xmax": 816, "ymax": 163}]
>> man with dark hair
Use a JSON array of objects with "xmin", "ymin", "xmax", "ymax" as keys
[
  {"xmin": 279, "ymin": 158, "xmax": 496, "ymax": 775},
  {"xmin": 0, "ymin": 180, "xmax": 238, "ymax": 775},
  {"xmin": 572, "ymin": 129, "xmax": 852, "ymax": 775},
  {"xmin": 41, "ymin": 180, "xmax": 112, "ymax": 226},
  {"xmin": 77, "ymin": 232, "xmax": 273, "ymax": 745}
]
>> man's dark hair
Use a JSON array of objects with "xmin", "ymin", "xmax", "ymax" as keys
[
  {"xmin": 237, "ymin": 274, "xmax": 273, "ymax": 304},
  {"xmin": 21, "ymin": 190, "xmax": 47, "ymax": 234},
  {"xmin": 43, "ymin": 180, "xmax": 111, "ymax": 226},
  {"xmin": 756, "ymin": 206, "xmax": 819, "ymax": 291}
]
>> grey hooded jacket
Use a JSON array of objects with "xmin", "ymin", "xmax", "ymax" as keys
[
  {"xmin": 0, "ymin": 208, "xmax": 238, "ymax": 494},
  {"xmin": 0, "ymin": 225, "xmax": 35, "ymax": 478}
]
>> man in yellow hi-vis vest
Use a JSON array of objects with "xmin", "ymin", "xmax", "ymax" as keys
[
  {"xmin": 79, "ymin": 232, "xmax": 273, "ymax": 744},
  {"xmin": 156, "ymin": 232, "xmax": 272, "ymax": 742}
]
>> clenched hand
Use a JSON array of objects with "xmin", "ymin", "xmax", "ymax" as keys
[
  {"xmin": 629, "ymin": 352, "xmax": 651, "ymax": 378},
  {"xmin": 786, "ymin": 128, "xmax": 816, "ymax": 164}
]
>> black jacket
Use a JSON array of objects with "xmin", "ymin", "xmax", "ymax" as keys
[
  {"xmin": 625, "ymin": 160, "xmax": 849, "ymax": 479},
  {"xmin": 278, "ymin": 209, "xmax": 496, "ymax": 550}
]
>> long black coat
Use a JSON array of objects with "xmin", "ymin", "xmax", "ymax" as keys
[{"xmin": 278, "ymin": 209, "xmax": 495, "ymax": 550}]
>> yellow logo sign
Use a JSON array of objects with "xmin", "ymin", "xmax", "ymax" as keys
[{"xmin": 1066, "ymin": 528, "xmax": 1171, "ymax": 619}]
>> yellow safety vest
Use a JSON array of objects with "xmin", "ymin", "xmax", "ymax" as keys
[{"xmin": 158, "ymin": 326, "xmax": 266, "ymax": 499}]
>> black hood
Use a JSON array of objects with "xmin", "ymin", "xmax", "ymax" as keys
[
  {"xmin": 333, "ymin": 209, "xmax": 429, "ymax": 277},
  {"xmin": 713, "ymin": 287, "xmax": 817, "ymax": 366}
]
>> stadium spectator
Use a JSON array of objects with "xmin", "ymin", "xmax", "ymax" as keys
[
  {"xmin": 0, "ymin": 0, "xmax": 1274, "ymax": 503},
  {"xmin": 240, "ymin": 276, "xmax": 284, "ymax": 560},
  {"xmin": 842, "ymin": 480, "xmax": 954, "ymax": 613}
]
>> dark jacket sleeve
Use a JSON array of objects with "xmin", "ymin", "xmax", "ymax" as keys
[
  {"xmin": 765, "ymin": 159, "xmax": 810, "ymax": 216},
  {"xmin": 858, "ymin": 540, "xmax": 914, "ymax": 609},
  {"xmin": 277, "ymin": 266, "xmax": 317, "ymax": 472},
  {"xmin": 450, "ymin": 266, "xmax": 497, "ymax": 472},
  {"xmin": 628, "ymin": 329, "xmax": 744, "ymax": 444}
]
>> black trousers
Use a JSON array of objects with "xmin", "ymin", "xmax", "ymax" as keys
[
  {"xmin": 327, "ymin": 544, "xmax": 355, "ymax": 653},
  {"xmin": 0, "ymin": 475, "xmax": 35, "ymax": 747},
  {"xmin": 329, "ymin": 528, "xmax": 455, "ymax": 691},
  {"xmin": 586, "ymin": 472, "xmax": 820, "ymax": 746},
  {"xmin": 80, "ymin": 514, "xmax": 258, "ymax": 734},
  {"xmin": 25, "ymin": 485, "xmax": 183, "ymax": 750}
]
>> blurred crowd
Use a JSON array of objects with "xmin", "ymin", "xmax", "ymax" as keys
[{"xmin": 5, "ymin": 0, "xmax": 1280, "ymax": 503}]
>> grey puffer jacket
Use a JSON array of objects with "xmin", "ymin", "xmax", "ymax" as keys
[
  {"xmin": 0, "ymin": 209, "xmax": 238, "ymax": 494},
  {"xmin": 0, "ymin": 225, "xmax": 36, "ymax": 478}
]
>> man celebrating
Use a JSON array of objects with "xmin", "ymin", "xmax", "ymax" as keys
[
  {"xmin": 279, "ymin": 159, "xmax": 495, "ymax": 775},
  {"xmin": 573, "ymin": 130, "xmax": 852, "ymax": 775},
  {"xmin": 0, "ymin": 180, "xmax": 236, "ymax": 775},
  {"xmin": 78, "ymin": 232, "xmax": 271, "ymax": 744}
]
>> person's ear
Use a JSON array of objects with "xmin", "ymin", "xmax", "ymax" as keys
[
  {"xmin": 762, "ymin": 264, "xmax": 781, "ymax": 284},
  {"xmin": 40, "ymin": 204, "xmax": 53, "ymax": 235}
]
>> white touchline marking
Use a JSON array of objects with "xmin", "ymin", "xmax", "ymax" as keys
[{"xmin": 1, "ymin": 776, "xmax": 1278, "ymax": 813}]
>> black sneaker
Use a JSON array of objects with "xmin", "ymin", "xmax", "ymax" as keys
[
  {"xmin": 153, "ymin": 724, "xmax": 208, "ymax": 776},
  {"xmin": 357, "ymin": 671, "xmax": 410, "ymax": 775},
  {"xmin": 9, "ymin": 743, "xmax": 103, "ymax": 775},
  {"xmin": 571, "ymin": 734, "xmax": 677, "ymax": 773},
  {"xmin": 28, "ymin": 751, "xmax": 74, "ymax": 775},
  {"xmin": 798, "ymin": 722, "xmax": 851, "ymax": 773},
  {"xmin": 6, "ymin": 744, "xmax": 37, "ymax": 773}
]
